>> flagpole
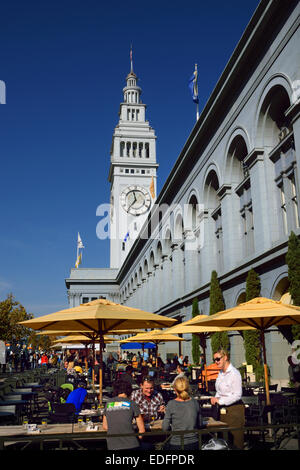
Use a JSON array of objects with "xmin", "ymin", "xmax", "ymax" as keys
[
  {"xmin": 77, "ymin": 233, "xmax": 79, "ymax": 263},
  {"xmin": 195, "ymin": 64, "xmax": 199, "ymax": 121},
  {"xmin": 76, "ymin": 232, "xmax": 79, "ymax": 268}
]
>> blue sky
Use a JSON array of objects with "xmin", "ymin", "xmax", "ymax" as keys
[{"xmin": 0, "ymin": 0, "xmax": 260, "ymax": 317}]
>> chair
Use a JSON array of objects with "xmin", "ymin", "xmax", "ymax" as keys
[
  {"xmin": 242, "ymin": 387, "xmax": 254, "ymax": 397},
  {"xmin": 281, "ymin": 387, "xmax": 296, "ymax": 393},
  {"xmin": 48, "ymin": 403, "xmax": 76, "ymax": 424},
  {"xmin": 269, "ymin": 384, "xmax": 278, "ymax": 392},
  {"xmin": 0, "ymin": 405, "xmax": 17, "ymax": 425}
]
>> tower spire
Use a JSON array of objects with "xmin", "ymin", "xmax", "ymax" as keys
[{"xmin": 130, "ymin": 44, "xmax": 133, "ymax": 73}]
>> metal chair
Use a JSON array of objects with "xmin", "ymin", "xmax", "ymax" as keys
[{"xmin": 48, "ymin": 403, "xmax": 77, "ymax": 424}]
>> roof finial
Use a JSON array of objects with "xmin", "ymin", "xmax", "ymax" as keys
[{"xmin": 130, "ymin": 43, "xmax": 133, "ymax": 73}]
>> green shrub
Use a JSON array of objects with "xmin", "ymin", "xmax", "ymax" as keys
[{"xmin": 209, "ymin": 271, "xmax": 229, "ymax": 354}]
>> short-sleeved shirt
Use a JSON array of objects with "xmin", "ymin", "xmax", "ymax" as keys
[
  {"xmin": 130, "ymin": 389, "xmax": 164, "ymax": 421},
  {"xmin": 104, "ymin": 396, "xmax": 141, "ymax": 450}
]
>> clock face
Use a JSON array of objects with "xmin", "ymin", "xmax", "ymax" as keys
[{"xmin": 121, "ymin": 185, "xmax": 151, "ymax": 215}]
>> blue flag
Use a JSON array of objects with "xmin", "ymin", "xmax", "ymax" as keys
[{"xmin": 188, "ymin": 66, "xmax": 199, "ymax": 104}]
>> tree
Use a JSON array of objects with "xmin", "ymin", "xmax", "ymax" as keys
[
  {"xmin": 0, "ymin": 294, "xmax": 33, "ymax": 344},
  {"xmin": 243, "ymin": 268, "xmax": 262, "ymax": 377},
  {"xmin": 28, "ymin": 331, "xmax": 53, "ymax": 352},
  {"xmin": 209, "ymin": 270, "xmax": 229, "ymax": 353},
  {"xmin": 286, "ymin": 231, "xmax": 300, "ymax": 341},
  {"xmin": 191, "ymin": 298, "xmax": 200, "ymax": 364}
]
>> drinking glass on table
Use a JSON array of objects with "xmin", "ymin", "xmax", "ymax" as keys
[
  {"xmin": 22, "ymin": 416, "xmax": 29, "ymax": 430},
  {"xmin": 41, "ymin": 418, "xmax": 47, "ymax": 430}
]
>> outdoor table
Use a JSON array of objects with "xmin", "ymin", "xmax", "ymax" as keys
[
  {"xmin": 0, "ymin": 415, "xmax": 231, "ymax": 451},
  {"xmin": 160, "ymin": 383, "xmax": 174, "ymax": 391}
]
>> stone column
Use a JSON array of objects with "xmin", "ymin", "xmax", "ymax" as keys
[
  {"xmin": 218, "ymin": 184, "xmax": 242, "ymax": 272},
  {"xmin": 184, "ymin": 229, "xmax": 199, "ymax": 294},
  {"xmin": 244, "ymin": 149, "xmax": 271, "ymax": 254},
  {"xmin": 171, "ymin": 244, "xmax": 184, "ymax": 301},
  {"xmin": 286, "ymin": 100, "xmax": 300, "ymax": 172},
  {"xmin": 146, "ymin": 272, "xmax": 153, "ymax": 312},
  {"xmin": 151, "ymin": 264, "xmax": 159, "ymax": 312},
  {"xmin": 201, "ymin": 210, "xmax": 217, "ymax": 285}
]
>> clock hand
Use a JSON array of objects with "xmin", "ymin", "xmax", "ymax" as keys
[{"xmin": 128, "ymin": 192, "xmax": 137, "ymax": 210}]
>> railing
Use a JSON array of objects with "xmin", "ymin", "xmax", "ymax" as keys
[{"xmin": 0, "ymin": 422, "xmax": 299, "ymax": 451}]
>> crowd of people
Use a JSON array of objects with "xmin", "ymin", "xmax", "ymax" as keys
[
  {"xmin": 100, "ymin": 348, "xmax": 246, "ymax": 450},
  {"xmin": 3, "ymin": 348, "xmax": 62, "ymax": 373},
  {"xmin": 4, "ymin": 345, "xmax": 298, "ymax": 451}
]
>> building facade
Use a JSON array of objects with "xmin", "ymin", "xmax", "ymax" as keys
[{"xmin": 66, "ymin": 0, "xmax": 300, "ymax": 384}]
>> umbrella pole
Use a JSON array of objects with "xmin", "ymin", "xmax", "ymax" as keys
[
  {"xmin": 99, "ymin": 333, "xmax": 104, "ymax": 406},
  {"xmin": 260, "ymin": 331, "xmax": 270, "ymax": 406},
  {"xmin": 200, "ymin": 333, "xmax": 207, "ymax": 365},
  {"xmin": 204, "ymin": 364, "xmax": 208, "ymax": 392},
  {"xmin": 85, "ymin": 345, "xmax": 88, "ymax": 372},
  {"xmin": 92, "ymin": 340, "xmax": 95, "ymax": 388}
]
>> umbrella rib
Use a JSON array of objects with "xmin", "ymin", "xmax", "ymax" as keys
[
  {"xmin": 103, "ymin": 319, "xmax": 131, "ymax": 333},
  {"xmin": 74, "ymin": 320, "xmax": 98, "ymax": 334},
  {"xmin": 263, "ymin": 317, "xmax": 275, "ymax": 330},
  {"xmin": 231, "ymin": 318, "xmax": 258, "ymax": 329}
]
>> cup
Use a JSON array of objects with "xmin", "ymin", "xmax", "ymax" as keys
[
  {"xmin": 23, "ymin": 417, "xmax": 29, "ymax": 430},
  {"xmin": 41, "ymin": 419, "xmax": 47, "ymax": 430},
  {"xmin": 78, "ymin": 418, "xmax": 84, "ymax": 428}
]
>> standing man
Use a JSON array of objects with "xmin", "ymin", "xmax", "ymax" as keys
[
  {"xmin": 210, "ymin": 349, "xmax": 245, "ymax": 449},
  {"xmin": 131, "ymin": 376, "xmax": 165, "ymax": 422}
]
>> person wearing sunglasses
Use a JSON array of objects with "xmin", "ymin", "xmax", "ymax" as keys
[{"xmin": 210, "ymin": 349, "xmax": 245, "ymax": 449}]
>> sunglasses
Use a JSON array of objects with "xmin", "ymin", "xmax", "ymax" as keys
[{"xmin": 214, "ymin": 356, "xmax": 223, "ymax": 362}]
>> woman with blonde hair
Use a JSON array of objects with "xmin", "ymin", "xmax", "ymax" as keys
[{"xmin": 162, "ymin": 376, "xmax": 201, "ymax": 450}]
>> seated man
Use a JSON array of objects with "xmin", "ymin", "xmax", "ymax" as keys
[
  {"xmin": 65, "ymin": 381, "xmax": 87, "ymax": 413},
  {"xmin": 171, "ymin": 364, "xmax": 186, "ymax": 385},
  {"xmin": 161, "ymin": 364, "xmax": 185, "ymax": 390},
  {"xmin": 103, "ymin": 380, "xmax": 145, "ymax": 451},
  {"xmin": 131, "ymin": 376, "xmax": 165, "ymax": 422},
  {"xmin": 119, "ymin": 365, "xmax": 136, "ymax": 385}
]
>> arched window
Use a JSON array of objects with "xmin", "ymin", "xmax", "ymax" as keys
[
  {"xmin": 205, "ymin": 170, "xmax": 223, "ymax": 271},
  {"xmin": 230, "ymin": 136, "xmax": 254, "ymax": 257},
  {"xmin": 261, "ymin": 86, "xmax": 299, "ymax": 234}
]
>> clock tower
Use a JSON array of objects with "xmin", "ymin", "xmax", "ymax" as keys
[{"xmin": 108, "ymin": 56, "xmax": 158, "ymax": 269}]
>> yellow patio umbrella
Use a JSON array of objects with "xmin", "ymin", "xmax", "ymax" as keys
[
  {"xmin": 165, "ymin": 322, "xmax": 254, "ymax": 365},
  {"xmin": 19, "ymin": 299, "xmax": 176, "ymax": 403},
  {"xmin": 164, "ymin": 321, "xmax": 255, "ymax": 389},
  {"xmin": 52, "ymin": 334, "xmax": 116, "ymax": 345},
  {"xmin": 53, "ymin": 334, "xmax": 118, "ymax": 382},
  {"xmin": 119, "ymin": 331, "xmax": 157, "ymax": 361},
  {"xmin": 121, "ymin": 329, "xmax": 185, "ymax": 366},
  {"xmin": 37, "ymin": 330, "xmax": 92, "ymax": 336},
  {"xmin": 185, "ymin": 297, "xmax": 300, "ymax": 405},
  {"xmin": 37, "ymin": 329, "xmax": 95, "ymax": 373}
]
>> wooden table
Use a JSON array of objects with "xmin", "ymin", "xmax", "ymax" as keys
[
  {"xmin": 0, "ymin": 416, "xmax": 227, "ymax": 437},
  {"xmin": 0, "ymin": 416, "xmax": 229, "ymax": 451}
]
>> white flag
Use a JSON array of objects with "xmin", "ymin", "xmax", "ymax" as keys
[{"xmin": 77, "ymin": 232, "xmax": 84, "ymax": 249}]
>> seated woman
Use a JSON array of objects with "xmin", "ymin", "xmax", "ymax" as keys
[
  {"xmin": 162, "ymin": 376, "xmax": 201, "ymax": 450},
  {"xmin": 103, "ymin": 379, "xmax": 145, "ymax": 451}
]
